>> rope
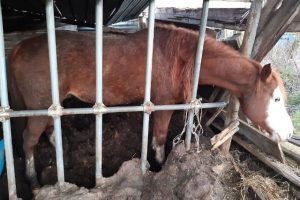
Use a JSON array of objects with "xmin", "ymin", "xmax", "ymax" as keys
[{"xmin": 173, "ymin": 98, "xmax": 204, "ymax": 153}]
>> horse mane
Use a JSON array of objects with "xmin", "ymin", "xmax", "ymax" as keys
[
  {"xmin": 155, "ymin": 23, "xmax": 254, "ymax": 101},
  {"xmin": 154, "ymin": 23, "xmax": 286, "ymax": 102},
  {"xmin": 155, "ymin": 23, "xmax": 198, "ymax": 101}
]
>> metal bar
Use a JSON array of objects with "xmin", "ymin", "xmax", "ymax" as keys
[
  {"xmin": 154, "ymin": 102, "xmax": 226, "ymax": 111},
  {"xmin": 0, "ymin": 1, "xmax": 18, "ymax": 199},
  {"xmin": 95, "ymin": 0, "xmax": 103, "ymax": 185},
  {"xmin": 141, "ymin": 0, "xmax": 156, "ymax": 174},
  {"xmin": 4, "ymin": 102, "xmax": 227, "ymax": 118},
  {"xmin": 45, "ymin": 0, "xmax": 65, "ymax": 184},
  {"xmin": 185, "ymin": 0, "xmax": 210, "ymax": 150}
]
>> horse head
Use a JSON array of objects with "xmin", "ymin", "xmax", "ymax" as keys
[{"xmin": 240, "ymin": 63, "xmax": 294, "ymax": 142}]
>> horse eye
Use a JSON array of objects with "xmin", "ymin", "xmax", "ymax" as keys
[{"xmin": 275, "ymin": 97, "xmax": 280, "ymax": 102}]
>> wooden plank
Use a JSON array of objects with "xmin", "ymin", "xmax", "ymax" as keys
[
  {"xmin": 233, "ymin": 135, "xmax": 300, "ymax": 188},
  {"xmin": 202, "ymin": 87, "xmax": 222, "ymax": 118},
  {"xmin": 219, "ymin": 95, "xmax": 240, "ymax": 154},
  {"xmin": 281, "ymin": 146, "xmax": 300, "ymax": 163},
  {"xmin": 211, "ymin": 118, "xmax": 285, "ymax": 163},
  {"xmin": 204, "ymin": 89, "xmax": 228, "ymax": 126},
  {"xmin": 219, "ymin": 0, "xmax": 262, "ymax": 155},
  {"xmin": 238, "ymin": 120, "xmax": 286, "ymax": 163},
  {"xmin": 205, "ymin": 107, "xmax": 224, "ymax": 127},
  {"xmin": 240, "ymin": 0, "xmax": 262, "ymax": 56},
  {"xmin": 288, "ymin": 136, "xmax": 300, "ymax": 147}
]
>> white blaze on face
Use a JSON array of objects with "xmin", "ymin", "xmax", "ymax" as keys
[{"xmin": 266, "ymin": 87, "xmax": 294, "ymax": 142}]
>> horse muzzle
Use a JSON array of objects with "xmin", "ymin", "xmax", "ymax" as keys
[{"xmin": 270, "ymin": 130, "xmax": 293, "ymax": 143}]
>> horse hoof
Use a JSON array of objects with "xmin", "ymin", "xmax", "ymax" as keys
[
  {"xmin": 32, "ymin": 187, "xmax": 40, "ymax": 196},
  {"xmin": 30, "ymin": 179, "xmax": 40, "ymax": 196},
  {"xmin": 152, "ymin": 137, "xmax": 165, "ymax": 163},
  {"xmin": 48, "ymin": 131, "xmax": 56, "ymax": 148},
  {"xmin": 155, "ymin": 146, "xmax": 165, "ymax": 164}
]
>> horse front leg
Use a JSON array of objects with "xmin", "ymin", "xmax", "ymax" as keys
[
  {"xmin": 152, "ymin": 110, "xmax": 173, "ymax": 163},
  {"xmin": 23, "ymin": 117, "xmax": 49, "ymax": 195}
]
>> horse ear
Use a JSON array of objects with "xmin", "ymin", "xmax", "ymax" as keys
[{"xmin": 260, "ymin": 63, "xmax": 272, "ymax": 82}]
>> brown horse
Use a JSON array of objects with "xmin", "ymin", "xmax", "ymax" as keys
[{"xmin": 8, "ymin": 24, "xmax": 293, "ymax": 190}]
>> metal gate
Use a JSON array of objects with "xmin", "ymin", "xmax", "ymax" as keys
[{"xmin": 0, "ymin": 0, "xmax": 227, "ymax": 199}]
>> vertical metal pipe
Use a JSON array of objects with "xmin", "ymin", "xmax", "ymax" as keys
[
  {"xmin": 95, "ymin": 0, "xmax": 103, "ymax": 184},
  {"xmin": 0, "ymin": 1, "xmax": 17, "ymax": 199},
  {"xmin": 185, "ymin": 0, "xmax": 210, "ymax": 150},
  {"xmin": 45, "ymin": 0, "xmax": 65, "ymax": 184},
  {"xmin": 141, "ymin": 0, "xmax": 156, "ymax": 174}
]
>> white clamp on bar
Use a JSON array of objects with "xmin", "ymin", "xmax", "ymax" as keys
[
  {"xmin": 190, "ymin": 98, "xmax": 203, "ymax": 110},
  {"xmin": 48, "ymin": 104, "xmax": 64, "ymax": 118},
  {"xmin": 0, "ymin": 106, "xmax": 11, "ymax": 122},
  {"xmin": 93, "ymin": 103, "xmax": 107, "ymax": 116},
  {"xmin": 143, "ymin": 101, "xmax": 155, "ymax": 114}
]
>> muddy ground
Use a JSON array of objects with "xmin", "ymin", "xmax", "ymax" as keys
[
  {"xmin": 0, "ymin": 95, "xmax": 299, "ymax": 199},
  {"xmin": 0, "ymin": 96, "xmax": 194, "ymax": 200}
]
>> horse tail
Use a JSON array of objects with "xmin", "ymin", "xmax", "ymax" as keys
[{"xmin": 7, "ymin": 45, "xmax": 27, "ymax": 156}]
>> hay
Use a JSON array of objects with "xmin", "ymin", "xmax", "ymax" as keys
[
  {"xmin": 240, "ymin": 174, "xmax": 289, "ymax": 200},
  {"xmin": 229, "ymin": 149, "xmax": 291, "ymax": 200}
]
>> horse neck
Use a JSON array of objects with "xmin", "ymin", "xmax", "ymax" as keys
[{"xmin": 200, "ymin": 56, "xmax": 261, "ymax": 98}]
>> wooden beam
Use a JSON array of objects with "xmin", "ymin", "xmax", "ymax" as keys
[
  {"xmin": 202, "ymin": 87, "xmax": 222, "ymax": 118},
  {"xmin": 205, "ymin": 107, "xmax": 224, "ymax": 127},
  {"xmin": 219, "ymin": 0, "xmax": 262, "ymax": 154},
  {"xmin": 240, "ymin": 0, "xmax": 263, "ymax": 56},
  {"xmin": 252, "ymin": 0, "xmax": 300, "ymax": 61},
  {"xmin": 256, "ymin": 0, "xmax": 281, "ymax": 35},
  {"xmin": 219, "ymin": 95, "xmax": 240, "ymax": 154},
  {"xmin": 281, "ymin": 145, "xmax": 300, "ymax": 163},
  {"xmin": 233, "ymin": 136, "xmax": 300, "ymax": 188},
  {"xmin": 237, "ymin": 120, "xmax": 286, "ymax": 163},
  {"xmin": 288, "ymin": 136, "xmax": 300, "ymax": 147},
  {"xmin": 287, "ymin": 22, "xmax": 300, "ymax": 32}
]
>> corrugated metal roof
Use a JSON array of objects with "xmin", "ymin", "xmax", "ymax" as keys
[
  {"xmin": 107, "ymin": 0, "xmax": 148, "ymax": 24},
  {"xmin": 2, "ymin": 0, "xmax": 149, "ymax": 31}
]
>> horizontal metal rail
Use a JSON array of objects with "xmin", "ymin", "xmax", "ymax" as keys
[{"xmin": 0, "ymin": 102, "xmax": 227, "ymax": 118}]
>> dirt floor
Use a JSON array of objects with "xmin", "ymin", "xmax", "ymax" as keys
[{"xmin": 0, "ymin": 96, "xmax": 299, "ymax": 199}]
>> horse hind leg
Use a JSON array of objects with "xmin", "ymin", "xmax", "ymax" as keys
[
  {"xmin": 45, "ymin": 121, "xmax": 55, "ymax": 148},
  {"xmin": 23, "ymin": 117, "xmax": 49, "ymax": 195},
  {"xmin": 152, "ymin": 136, "xmax": 165, "ymax": 163},
  {"xmin": 47, "ymin": 131, "xmax": 56, "ymax": 148},
  {"xmin": 152, "ymin": 111, "xmax": 173, "ymax": 163}
]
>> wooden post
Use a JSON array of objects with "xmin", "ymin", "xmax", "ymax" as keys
[
  {"xmin": 252, "ymin": 0, "xmax": 300, "ymax": 61},
  {"xmin": 219, "ymin": 0, "xmax": 263, "ymax": 154},
  {"xmin": 256, "ymin": 0, "xmax": 283, "ymax": 36}
]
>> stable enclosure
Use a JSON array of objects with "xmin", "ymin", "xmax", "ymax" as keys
[
  {"xmin": 1, "ymin": 0, "xmax": 300, "ymax": 199},
  {"xmin": 0, "ymin": 0, "xmax": 226, "ymax": 199}
]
